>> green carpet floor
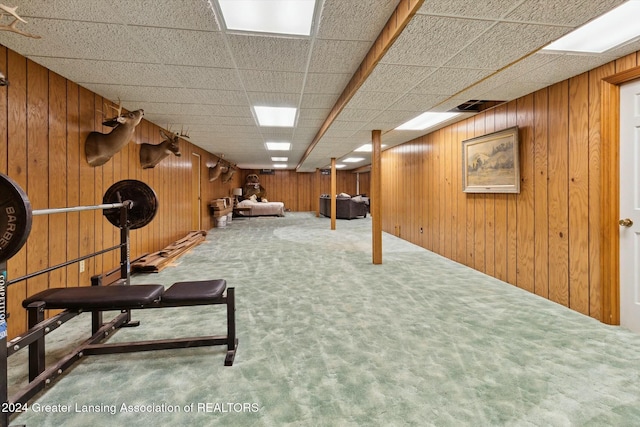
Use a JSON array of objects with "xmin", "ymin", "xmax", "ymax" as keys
[{"xmin": 9, "ymin": 212, "xmax": 640, "ymax": 426}]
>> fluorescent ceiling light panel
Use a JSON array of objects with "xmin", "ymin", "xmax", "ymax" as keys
[
  {"xmin": 218, "ymin": 0, "xmax": 316, "ymax": 36},
  {"xmin": 254, "ymin": 106, "xmax": 297, "ymax": 127},
  {"xmin": 335, "ymin": 164, "xmax": 346, "ymax": 169},
  {"xmin": 396, "ymin": 112, "xmax": 460, "ymax": 131},
  {"xmin": 273, "ymin": 164, "xmax": 288, "ymax": 168},
  {"xmin": 543, "ymin": 1, "xmax": 640, "ymax": 53},
  {"xmin": 266, "ymin": 142, "xmax": 291, "ymax": 151},
  {"xmin": 271, "ymin": 157, "xmax": 288, "ymax": 162},
  {"xmin": 342, "ymin": 157, "xmax": 365, "ymax": 163},
  {"xmin": 354, "ymin": 143, "xmax": 387, "ymax": 152}
]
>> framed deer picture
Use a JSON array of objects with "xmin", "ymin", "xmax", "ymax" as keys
[{"xmin": 462, "ymin": 126, "xmax": 520, "ymax": 193}]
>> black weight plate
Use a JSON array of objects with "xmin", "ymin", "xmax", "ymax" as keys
[
  {"xmin": 103, "ymin": 180, "xmax": 158, "ymax": 230},
  {"xmin": 0, "ymin": 173, "xmax": 32, "ymax": 263}
]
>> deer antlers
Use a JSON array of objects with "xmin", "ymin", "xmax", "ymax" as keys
[{"xmin": 0, "ymin": 4, "xmax": 41, "ymax": 39}]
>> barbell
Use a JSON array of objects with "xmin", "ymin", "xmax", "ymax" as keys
[{"xmin": 0, "ymin": 173, "xmax": 158, "ymax": 263}]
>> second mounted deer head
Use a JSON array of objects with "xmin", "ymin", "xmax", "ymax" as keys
[
  {"xmin": 139, "ymin": 129, "xmax": 182, "ymax": 169},
  {"xmin": 85, "ymin": 99, "xmax": 144, "ymax": 167}
]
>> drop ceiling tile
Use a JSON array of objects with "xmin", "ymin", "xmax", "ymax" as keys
[
  {"xmin": 27, "ymin": 57, "xmax": 177, "ymax": 87},
  {"xmin": 369, "ymin": 109, "xmax": 425, "ymax": 130},
  {"xmin": 170, "ymin": 66, "xmax": 243, "ymax": 91},
  {"xmin": 304, "ymin": 72, "xmax": 352, "ymax": 94},
  {"xmin": 308, "ymin": 39, "xmax": 373, "ymax": 73},
  {"xmin": 347, "ymin": 90, "xmax": 404, "ymax": 111},
  {"xmin": 0, "ymin": 19, "xmax": 157, "ymax": 63},
  {"xmin": 16, "ymin": 0, "xmax": 220, "ymax": 30},
  {"xmin": 300, "ymin": 93, "xmax": 339, "ymax": 109},
  {"xmin": 316, "ymin": 0, "xmax": 397, "ymax": 41},
  {"xmin": 474, "ymin": 80, "xmax": 552, "ymax": 101},
  {"xmin": 335, "ymin": 108, "xmax": 380, "ymax": 123},
  {"xmin": 227, "ymin": 35, "xmax": 311, "ymax": 72},
  {"xmin": 387, "ymin": 93, "xmax": 449, "ymax": 111},
  {"xmin": 412, "ymin": 68, "xmax": 494, "ymax": 95},
  {"xmin": 246, "ymin": 92, "xmax": 299, "ymax": 107},
  {"xmin": 444, "ymin": 22, "xmax": 570, "ymax": 69},
  {"xmin": 416, "ymin": 0, "xmax": 523, "ymax": 19},
  {"xmin": 358, "ymin": 64, "xmax": 437, "ymax": 93},
  {"xmin": 506, "ymin": 0, "xmax": 626, "ymax": 26},
  {"xmin": 298, "ymin": 108, "xmax": 333, "ymax": 121},
  {"xmin": 380, "ymin": 15, "xmax": 494, "ymax": 67},
  {"xmin": 130, "ymin": 27, "xmax": 233, "ymax": 68},
  {"xmin": 238, "ymin": 70, "xmax": 305, "ymax": 93}
]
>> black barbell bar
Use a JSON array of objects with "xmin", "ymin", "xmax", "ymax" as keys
[{"xmin": 0, "ymin": 173, "xmax": 158, "ymax": 265}]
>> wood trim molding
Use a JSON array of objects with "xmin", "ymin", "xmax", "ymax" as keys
[{"xmin": 601, "ymin": 65, "xmax": 640, "ymax": 324}]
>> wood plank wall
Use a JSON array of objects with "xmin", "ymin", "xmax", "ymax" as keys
[
  {"xmin": 0, "ymin": 46, "xmax": 241, "ymax": 338},
  {"xmin": 380, "ymin": 51, "xmax": 640, "ymax": 321}
]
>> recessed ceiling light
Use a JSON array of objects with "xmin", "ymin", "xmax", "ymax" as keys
[
  {"xmin": 396, "ymin": 112, "xmax": 460, "ymax": 131},
  {"xmin": 273, "ymin": 164, "xmax": 288, "ymax": 168},
  {"xmin": 265, "ymin": 142, "xmax": 291, "ymax": 151},
  {"xmin": 543, "ymin": 0, "xmax": 640, "ymax": 53},
  {"xmin": 354, "ymin": 143, "xmax": 387, "ymax": 152},
  {"xmin": 342, "ymin": 157, "xmax": 365, "ymax": 163},
  {"xmin": 253, "ymin": 106, "xmax": 297, "ymax": 127},
  {"xmin": 271, "ymin": 157, "xmax": 288, "ymax": 162},
  {"xmin": 217, "ymin": 0, "xmax": 316, "ymax": 36},
  {"xmin": 335, "ymin": 164, "xmax": 346, "ymax": 169}
]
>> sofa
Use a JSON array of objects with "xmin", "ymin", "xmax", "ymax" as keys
[{"xmin": 319, "ymin": 194, "xmax": 368, "ymax": 219}]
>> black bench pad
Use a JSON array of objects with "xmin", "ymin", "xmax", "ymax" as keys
[
  {"xmin": 162, "ymin": 279, "xmax": 226, "ymax": 304},
  {"xmin": 22, "ymin": 285, "xmax": 165, "ymax": 310},
  {"xmin": 22, "ymin": 280, "xmax": 228, "ymax": 311}
]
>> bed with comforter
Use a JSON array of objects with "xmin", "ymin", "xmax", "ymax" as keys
[{"xmin": 236, "ymin": 198, "xmax": 285, "ymax": 217}]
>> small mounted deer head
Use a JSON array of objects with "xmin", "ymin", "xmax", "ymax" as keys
[
  {"xmin": 85, "ymin": 99, "xmax": 144, "ymax": 167},
  {"xmin": 208, "ymin": 158, "xmax": 228, "ymax": 182},
  {"xmin": 221, "ymin": 165, "xmax": 237, "ymax": 184},
  {"xmin": 0, "ymin": 4, "xmax": 41, "ymax": 38},
  {"xmin": 139, "ymin": 129, "xmax": 182, "ymax": 169}
]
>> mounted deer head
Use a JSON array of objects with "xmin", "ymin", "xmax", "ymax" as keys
[
  {"xmin": 139, "ymin": 129, "xmax": 182, "ymax": 169},
  {"xmin": 221, "ymin": 165, "xmax": 237, "ymax": 184},
  {"xmin": 85, "ymin": 99, "xmax": 144, "ymax": 167},
  {"xmin": 208, "ymin": 159, "xmax": 228, "ymax": 182},
  {"xmin": 0, "ymin": 4, "xmax": 41, "ymax": 38}
]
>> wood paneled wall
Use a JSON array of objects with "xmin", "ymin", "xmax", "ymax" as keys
[
  {"xmin": 381, "ymin": 51, "xmax": 640, "ymax": 322},
  {"xmin": 0, "ymin": 46, "xmax": 241, "ymax": 337}
]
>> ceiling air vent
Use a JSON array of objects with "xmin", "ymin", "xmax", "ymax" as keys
[{"xmin": 450, "ymin": 100, "xmax": 505, "ymax": 113}]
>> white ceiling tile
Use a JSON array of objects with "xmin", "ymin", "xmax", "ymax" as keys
[
  {"xmin": 130, "ymin": 27, "xmax": 233, "ymax": 68},
  {"xmin": 380, "ymin": 15, "xmax": 494, "ymax": 67},
  {"xmin": 347, "ymin": 90, "xmax": 404, "ymax": 111},
  {"xmin": 238, "ymin": 70, "xmax": 305, "ymax": 93},
  {"xmin": 247, "ymin": 92, "xmax": 299, "ymax": 107},
  {"xmin": 308, "ymin": 39, "xmax": 373, "ymax": 73},
  {"xmin": 444, "ymin": 22, "xmax": 570, "ymax": 70},
  {"xmin": 228, "ymin": 35, "xmax": 311, "ymax": 72},
  {"xmin": 506, "ymin": 0, "xmax": 626, "ymax": 26},
  {"xmin": 316, "ymin": 0, "xmax": 398, "ymax": 41},
  {"xmin": 411, "ymin": 68, "xmax": 494, "ymax": 95},
  {"xmin": 304, "ymin": 72, "xmax": 352, "ymax": 94},
  {"xmin": 170, "ymin": 66, "xmax": 244, "ymax": 91},
  {"xmin": 386, "ymin": 93, "xmax": 450, "ymax": 111},
  {"xmin": 358, "ymin": 64, "xmax": 437, "ymax": 93},
  {"xmin": 416, "ymin": 0, "xmax": 523, "ymax": 19},
  {"xmin": 300, "ymin": 93, "xmax": 339, "ymax": 109}
]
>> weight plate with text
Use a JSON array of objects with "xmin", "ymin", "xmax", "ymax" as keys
[
  {"xmin": 0, "ymin": 173, "xmax": 32, "ymax": 263},
  {"xmin": 103, "ymin": 180, "xmax": 158, "ymax": 229}
]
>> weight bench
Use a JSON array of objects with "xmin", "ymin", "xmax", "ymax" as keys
[{"xmin": 14, "ymin": 279, "xmax": 237, "ymax": 402}]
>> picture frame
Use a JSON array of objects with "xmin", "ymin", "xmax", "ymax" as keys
[{"xmin": 462, "ymin": 126, "xmax": 520, "ymax": 193}]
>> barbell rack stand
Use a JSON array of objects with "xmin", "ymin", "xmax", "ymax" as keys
[{"xmin": 2, "ymin": 202, "xmax": 133, "ymax": 427}]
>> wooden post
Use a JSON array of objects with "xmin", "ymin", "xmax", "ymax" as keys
[
  {"xmin": 331, "ymin": 158, "xmax": 337, "ymax": 230},
  {"xmin": 372, "ymin": 130, "xmax": 382, "ymax": 264},
  {"xmin": 315, "ymin": 168, "xmax": 320, "ymax": 217}
]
